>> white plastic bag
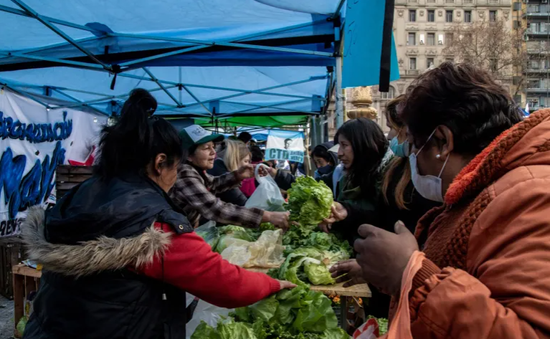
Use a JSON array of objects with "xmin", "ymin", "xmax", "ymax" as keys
[
  {"xmin": 245, "ymin": 164, "xmax": 286, "ymax": 211},
  {"xmin": 220, "ymin": 229, "xmax": 285, "ymax": 268},
  {"xmin": 185, "ymin": 294, "xmax": 233, "ymax": 339}
]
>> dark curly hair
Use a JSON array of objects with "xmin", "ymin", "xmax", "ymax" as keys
[{"xmin": 400, "ymin": 62, "xmax": 523, "ymax": 155}]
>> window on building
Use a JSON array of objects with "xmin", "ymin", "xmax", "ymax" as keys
[
  {"xmin": 446, "ymin": 10, "xmax": 453, "ymax": 23},
  {"xmin": 427, "ymin": 57, "xmax": 435, "ymax": 68},
  {"xmin": 427, "ymin": 33, "xmax": 435, "ymax": 45},
  {"xmin": 428, "ymin": 10, "xmax": 435, "ymax": 22},
  {"xmin": 408, "ymin": 32, "xmax": 416, "ymax": 45},
  {"xmin": 409, "ymin": 10, "xmax": 417, "ymax": 22},
  {"xmin": 380, "ymin": 86, "xmax": 395, "ymax": 99},
  {"xmin": 410, "ymin": 57, "xmax": 417, "ymax": 70},
  {"xmin": 489, "ymin": 10, "xmax": 497, "ymax": 22},
  {"xmin": 464, "ymin": 10, "xmax": 472, "ymax": 23},
  {"xmin": 445, "ymin": 33, "xmax": 454, "ymax": 45},
  {"xmin": 530, "ymin": 60, "xmax": 540, "ymax": 69}
]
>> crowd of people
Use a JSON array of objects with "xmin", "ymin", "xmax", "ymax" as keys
[{"xmin": 19, "ymin": 62, "xmax": 550, "ymax": 339}]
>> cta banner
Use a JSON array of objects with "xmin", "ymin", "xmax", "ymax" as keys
[
  {"xmin": 0, "ymin": 90, "xmax": 105, "ymax": 237},
  {"xmin": 265, "ymin": 130, "xmax": 305, "ymax": 163}
]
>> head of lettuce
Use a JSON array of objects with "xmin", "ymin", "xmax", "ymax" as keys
[{"xmin": 286, "ymin": 177, "xmax": 333, "ymax": 230}]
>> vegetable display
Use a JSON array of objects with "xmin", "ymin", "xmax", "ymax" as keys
[
  {"xmin": 285, "ymin": 177, "xmax": 333, "ymax": 230},
  {"xmin": 191, "ymin": 286, "xmax": 350, "ymax": 339}
]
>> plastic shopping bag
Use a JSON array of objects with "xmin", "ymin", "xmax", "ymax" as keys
[
  {"xmin": 185, "ymin": 294, "xmax": 233, "ymax": 339},
  {"xmin": 245, "ymin": 164, "xmax": 286, "ymax": 211},
  {"xmin": 220, "ymin": 229, "xmax": 285, "ymax": 268},
  {"xmin": 354, "ymin": 251, "xmax": 425, "ymax": 339}
]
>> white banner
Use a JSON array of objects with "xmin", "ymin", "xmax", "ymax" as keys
[
  {"xmin": 0, "ymin": 90, "xmax": 106, "ymax": 237},
  {"xmin": 265, "ymin": 130, "xmax": 305, "ymax": 163}
]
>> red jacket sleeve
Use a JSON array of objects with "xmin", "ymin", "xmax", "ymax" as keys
[{"xmin": 138, "ymin": 223, "xmax": 281, "ymax": 308}]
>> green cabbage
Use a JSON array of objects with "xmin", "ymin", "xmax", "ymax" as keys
[
  {"xmin": 304, "ymin": 262, "xmax": 335, "ymax": 286},
  {"xmin": 195, "ymin": 226, "xmax": 221, "ymax": 249},
  {"xmin": 213, "ymin": 286, "xmax": 350, "ymax": 339},
  {"xmin": 286, "ymin": 177, "xmax": 333, "ymax": 229}
]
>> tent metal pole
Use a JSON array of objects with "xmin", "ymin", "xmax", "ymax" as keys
[
  {"xmin": 109, "ymin": 33, "xmax": 334, "ymax": 57},
  {"xmin": 182, "ymin": 77, "xmax": 326, "ymax": 109},
  {"xmin": 11, "ymin": 0, "xmax": 111, "ymax": 70},
  {"xmin": 0, "ymin": 5, "xmax": 101, "ymax": 34},
  {"xmin": 51, "ymin": 88, "xmax": 109, "ymax": 116},
  {"xmin": 143, "ymin": 68, "xmax": 183, "ymax": 107},
  {"xmin": 335, "ymin": 55, "xmax": 344, "ymax": 128},
  {"xmin": 13, "ymin": 36, "xmax": 106, "ymax": 55},
  {"xmin": 0, "ymin": 83, "xmax": 50, "ymax": 108},
  {"xmin": 218, "ymin": 98, "xmax": 313, "ymax": 116},
  {"xmin": 0, "ymin": 51, "xmax": 105, "ymax": 70},
  {"xmin": 331, "ymin": 0, "xmax": 347, "ymax": 20},
  {"xmin": 181, "ymin": 85, "xmax": 212, "ymax": 115}
]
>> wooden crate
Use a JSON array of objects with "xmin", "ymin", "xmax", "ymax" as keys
[
  {"xmin": 56, "ymin": 165, "xmax": 93, "ymax": 199},
  {"xmin": 12, "ymin": 265, "xmax": 41, "ymax": 338},
  {"xmin": 0, "ymin": 241, "xmax": 24, "ymax": 299}
]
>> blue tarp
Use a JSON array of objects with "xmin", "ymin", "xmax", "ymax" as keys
[{"xmin": 0, "ymin": 0, "xmax": 397, "ymax": 126}]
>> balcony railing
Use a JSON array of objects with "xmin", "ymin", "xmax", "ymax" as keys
[
  {"xmin": 526, "ymin": 87, "xmax": 550, "ymax": 93},
  {"xmin": 406, "ymin": 70, "xmax": 421, "ymax": 76},
  {"xmin": 524, "ymin": 68, "xmax": 550, "ymax": 73}
]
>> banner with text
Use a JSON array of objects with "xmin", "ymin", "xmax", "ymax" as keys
[
  {"xmin": 265, "ymin": 130, "xmax": 305, "ymax": 163},
  {"xmin": 0, "ymin": 90, "xmax": 106, "ymax": 237}
]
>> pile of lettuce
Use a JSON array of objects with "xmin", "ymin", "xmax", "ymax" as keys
[
  {"xmin": 286, "ymin": 177, "xmax": 333, "ymax": 230},
  {"xmin": 191, "ymin": 286, "xmax": 350, "ymax": 339},
  {"xmin": 283, "ymin": 229, "xmax": 353, "ymax": 257},
  {"xmin": 268, "ymin": 246, "xmax": 349, "ymax": 286}
]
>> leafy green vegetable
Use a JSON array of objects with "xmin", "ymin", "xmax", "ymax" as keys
[
  {"xmin": 286, "ymin": 177, "xmax": 333, "ymax": 229},
  {"xmin": 195, "ymin": 226, "xmax": 221, "ymax": 249},
  {"xmin": 191, "ymin": 321, "xmax": 221, "ymax": 339},
  {"xmin": 304, "ymin": 262, "xmax": 335, "ymax": 285},
  {"xmin": 367, "ymin": 315, "xmax": 389, "ymax": 335},
  {"xmin": 215, "ymin": 225, "xmax": 259, "ymax": 253},
  {"xmin": 193, "ymin": 286, "xmax": 350, "ymax": 339},
  {"xmin": 217, "ymin": 320, "xmax": 257, "ymax": 339}
]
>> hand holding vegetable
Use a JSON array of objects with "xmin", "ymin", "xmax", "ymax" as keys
[
  {"xmin": 329, "ymin": 259, "xmax": 366, "ymax": 287},
  {"xmin": 355, "ymin": 221, "xmax": 418, "ymax": 295},
  {"xmin": 322, "ymin": 202, "xmax": 348, "ymax": 224},
  {"xmin": 277, "ymin": 280, "xmax": 297, "ymax": 290},
  {"xmin": 235, "ymin": 164, "xmax": 255, "ymax": 181},
  {"xmin": 262, "ymin": 211, "xmax": 290, "ymax": 230}
]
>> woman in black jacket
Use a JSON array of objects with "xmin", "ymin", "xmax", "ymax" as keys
[{"xmin": 327, "ymin": 96, "xmax": 441, "ymax": 318}]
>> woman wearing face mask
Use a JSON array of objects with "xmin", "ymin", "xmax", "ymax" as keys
[
  {"xmin": 20, "ymin": 89, "xmax": 294, "ymax": 339},
  {"xmin": 352, "ymin": 62, "xmax": 550, "ymax": 338},
  {"xmin": 170, "ymin": 125, "xmax": 289, "ymax": 229},
  {"xmin": 207, "ymin": 139, "xmax": 251, "ymax": 206},
  {"xmin": 329, "ymin": 96, "xmax": 442, "ymax": 318},
  {"xmin": 319, "ymin": 118, "xmax": 390, "ymax": 244}
]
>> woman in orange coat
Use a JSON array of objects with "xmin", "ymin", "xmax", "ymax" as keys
[{"xmin": 351, "ymin": 62, "xmax": 550, "ymax": 338}]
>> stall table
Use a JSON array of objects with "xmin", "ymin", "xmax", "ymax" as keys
[{"xmin": 12, "ymin": 264, "xmax": 42, "ymax": 338}]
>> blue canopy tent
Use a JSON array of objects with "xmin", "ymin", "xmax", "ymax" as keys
[{"xmin": 0, "ymin": 0, "xmax": 397, "ymax": 129}]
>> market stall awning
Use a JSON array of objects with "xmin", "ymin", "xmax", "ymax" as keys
[{"xmin": 0, "ymin": 0, "xmax": 345, "ymax": 121}]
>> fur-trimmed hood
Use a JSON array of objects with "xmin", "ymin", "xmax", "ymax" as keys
[{"xmin": 21, "ymin": 206, "xmax": 172, "ymax": 277}]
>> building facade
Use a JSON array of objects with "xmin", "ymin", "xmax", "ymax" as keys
[
  {"xmin": 370, "ymin": 0, "xmax": 514, "ymax": 128},
  {"xmin": 521, "ymin": 0, "xmax": 550, "ymax": 111}
]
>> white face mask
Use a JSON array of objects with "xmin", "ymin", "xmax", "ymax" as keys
[{"xmin": 409, "ymin": 129, "xmax": 449, "ymax": 203}]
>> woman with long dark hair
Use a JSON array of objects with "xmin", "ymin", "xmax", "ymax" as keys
[
  {"xmin": 20, "ymin": 89, "xmax": 294, "ymax": 339},
  {"xmin": 319, "ymin": 118, "xmax": 389, "ymax": 243}
]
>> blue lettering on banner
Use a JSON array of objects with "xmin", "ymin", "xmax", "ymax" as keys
[
  {"xmin": 0, "ymin": 111, "xmax": 73, "ymax": 144},
  {"xmin": 266, "ymin": 148, "xmax": 304, "ymax": 163},
  {"xmin": 0, "ymin": 141, "xmax": 66, "ymax": 220}
]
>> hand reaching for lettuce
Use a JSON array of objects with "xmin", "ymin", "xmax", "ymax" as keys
[
  {"xmin": 278, "ymin": 280, "xmax": 297, "ymax": 291},
  {"xmin": 319, "ymin": 202, "xmax": 349, "ymax": 233},
  {"xmin": 329, "ymin": 259, "xmax": 366, "ymax": 287}
]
